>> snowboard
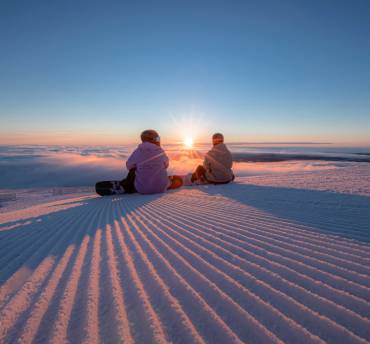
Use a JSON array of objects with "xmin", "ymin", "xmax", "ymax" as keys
[
  {"xmin": 95, "ymin": 175, "xmax": 185, "ymax": 196},
  {"xmin": 95, "ymin": 180, "xmax": 125, "ymax": 196}
]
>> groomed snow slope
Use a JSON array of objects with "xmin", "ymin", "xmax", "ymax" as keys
[{"xmin": 1, "ymin": 172, "xmax": 370, "ymax": 343}]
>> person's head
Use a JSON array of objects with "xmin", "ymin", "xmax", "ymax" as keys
[
  {"xmin": 212, "ymin": 132, "xmax": 224, "ymax": 146},
  {"xmin": 141, "ymin": 129, "xmax": 161, "ymax": 146}
]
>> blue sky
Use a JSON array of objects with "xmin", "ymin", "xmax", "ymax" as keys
[{"xmin": 0, "ymin": 0, "xmax": 370, "ymax": 145}]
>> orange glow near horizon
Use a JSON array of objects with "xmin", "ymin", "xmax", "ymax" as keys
[{"xmin": 1, "ymin": 130, "xmax": 370, "ymax": 147}]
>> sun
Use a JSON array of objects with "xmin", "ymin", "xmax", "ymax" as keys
[{"xmin": 183, "ymin": 136, "xmax": 193, "ymax": 149}]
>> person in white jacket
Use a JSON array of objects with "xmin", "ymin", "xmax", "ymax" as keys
[{"xmin": 191, "ymin": 133, "xmax": 234, "ymax": 184}]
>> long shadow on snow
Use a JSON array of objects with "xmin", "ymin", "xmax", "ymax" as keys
[
  {"xmin": 1, "ymin": 185, "xmax": 369, "ymax": 289},
  {"xmin": 200, "ymin": 182, "xmax": 370, "ymax": 244},
  {"xmin": 0, "ymin": 193, "xmax": 163, "ymax": 285}
]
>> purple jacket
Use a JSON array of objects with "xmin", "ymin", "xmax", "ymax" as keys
[{"xmin": 126, "ymin": 142, "xmax": 169, "ymax": 194}]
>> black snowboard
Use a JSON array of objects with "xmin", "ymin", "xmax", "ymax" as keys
[
  {"xmin": 95, "ymin": 180, "xmax": 125, "ymax": 196},
  {"xmin": 95, "ymin": 175, "xmax": 184, "ymax": 196}
]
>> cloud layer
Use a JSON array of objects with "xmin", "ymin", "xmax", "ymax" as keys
[{"xmin": 0, "ymin": 145, "xmax": 368, "ymax": 189}]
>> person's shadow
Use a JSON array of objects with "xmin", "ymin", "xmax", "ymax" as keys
[
  {"xmin": 200, "ymin": 182, "xmax": 370, "ymax": 244},
  {"xmin": 1, "ymin": 184, "xmax": 369, "ymax": 289},
  {"xmin": 0, "ymin": 193, "xmax": 163, "ymax": 285},
  {"xmin": 0, "ymin": 192, "xmax": 173, "ymax": 343}
]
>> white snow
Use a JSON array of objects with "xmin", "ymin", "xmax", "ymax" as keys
[
  {"xmin": 240, "ymin": 164, "xmax": 370, "ymax": 196},
  {"xmin": 0, "ymin": 165, "xmax": 369, "ymax": 343}
]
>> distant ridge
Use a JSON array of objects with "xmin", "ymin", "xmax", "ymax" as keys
[
  {"xmin": 232, "ymin": 152, "xmax": 370, "ymax": 163},
  {"xmin": 227, "ymin": 142, "xmax": 333, "ymax": 145}
]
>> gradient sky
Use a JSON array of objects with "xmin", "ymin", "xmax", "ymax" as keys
[{"xmin": 1, "ymin": 0, "xmax": 370, "ymax": 145}]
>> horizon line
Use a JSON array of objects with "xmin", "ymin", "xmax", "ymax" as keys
[{"xmin": 0, "ymin": 141, "xmax": 334, "ymax": 146}]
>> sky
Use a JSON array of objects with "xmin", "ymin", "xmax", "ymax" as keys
[{"xmin": 0, "ymin": 0, "xmax": 370, "ymax": 145}]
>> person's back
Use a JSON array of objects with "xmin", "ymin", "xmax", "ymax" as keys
[
  {"xmin": 191, "ymin": 132, "xmax": 234, "ymax": 184},
  {"xmin": 203, "ymin": 142, "xmax": 233, "ymax": 183},
  {"xmin": 126, "ymin": 130, "xmax": 169, "ymax": 194}
]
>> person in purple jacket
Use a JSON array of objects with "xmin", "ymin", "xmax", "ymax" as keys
[{"xmin": 120, "ymin": 129, "xmax": 170, "ymax": 194}]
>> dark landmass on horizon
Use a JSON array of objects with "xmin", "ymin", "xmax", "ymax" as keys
[{"xmin": 232, "ymin": 153, "xmax": 370, "ymax": 163}]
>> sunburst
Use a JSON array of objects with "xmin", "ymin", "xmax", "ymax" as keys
[{"xmin": 184, "ymin": 136, "xmax": 193, "ymax": 148}]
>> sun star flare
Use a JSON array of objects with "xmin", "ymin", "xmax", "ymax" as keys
[{"xmin": 184, "ymin": 136, "xmax": 193, "ymax": 148}]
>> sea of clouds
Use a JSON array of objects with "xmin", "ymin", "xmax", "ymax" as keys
[{"xmin": 0, "ymin": 144, "xmax": 369, "ymax": 189}]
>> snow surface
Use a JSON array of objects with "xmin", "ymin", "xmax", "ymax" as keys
[
  {"xmin": 0, "ymin": 166, "xmax": 369, "ymax": 343},
  {"xmin": 241, "ymin": 164, "xmax": 370, "ymax": 196}
]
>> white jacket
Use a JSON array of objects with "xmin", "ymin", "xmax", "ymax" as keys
[{"xmin": 203, "ymin": 143, "xmax": 234, "ymax": 183}]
